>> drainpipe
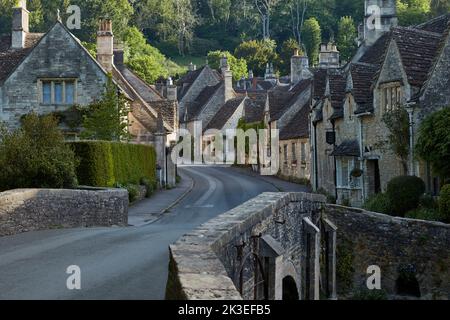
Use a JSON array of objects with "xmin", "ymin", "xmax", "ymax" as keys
[
  {"xmin": 313, "ymin": 122, "xmax": 319, "ymax": 191},
  {"xmin": 406, "ymin": 102, "xmax": 416, "ymax": 176},
  {"xmin": 332, "ymin": 121, "xmax": 338, "ymax": 201},
  {"xmin": 358, "ymin": 115, "xmax": 366, "ymax": 202}
]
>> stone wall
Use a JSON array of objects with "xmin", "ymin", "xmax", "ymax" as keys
[
  {"xmin": 325, "ymin": 205, "xmax": 450, "ymax": 300},
  {"xmin": 166, "ymin": 192, "xmax": 328, "ymax": 300},
  {"xmin": 0, "ymin": 188, "xmax": 128, "ymax": 237}
]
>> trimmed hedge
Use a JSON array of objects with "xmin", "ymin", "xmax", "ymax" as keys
[{"xmin": 68, "ymin": 141, "xmax": 156, "ymax": 187}]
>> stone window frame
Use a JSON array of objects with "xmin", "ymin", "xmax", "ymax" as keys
[
  {"xmin": 38, "ymin": 78, "xmax": 78, "ymax": 106},
  {"xmin": 380, "ymin": 81, "xmax": 403, "ymax": 114}
]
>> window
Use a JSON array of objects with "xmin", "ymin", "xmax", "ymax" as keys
[
  {"xmin": 283, "ymin": 145, "xmax": 288, "ymax": 165},
  {"xmin": 40, "ymin": 79, "xmax": 76, "ymax": 105},
  {"xmin": 381, "ymin": 84, "xmax": 402, "ymax": 113},
  {"xmin": 292, "ymin": 143, "xmax": 297, "ymax": 161},
  {"xmin": 301, "ymin": 143, "xmax": 307, "ymax": 164},
  {"xmin": 336, "ymin": 157, "xmax": 362, "ymax": 188},
  {"xmin": 42, "ymin": 81, "xmax": 52, "ymax": 104}
]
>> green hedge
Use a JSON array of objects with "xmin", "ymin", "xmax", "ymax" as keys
[{"xmin": 68, "ymin": 141, "xmax": 156, "ymax": 187}]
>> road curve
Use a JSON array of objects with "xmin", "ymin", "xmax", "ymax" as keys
[{"xmin": 0, "ymin": 166, "xmax": 303, "ymax": 300}]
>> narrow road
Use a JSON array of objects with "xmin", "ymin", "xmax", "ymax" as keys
[{"xmin": 0, "ymin": 166, "xmax": 307, "ymax": 300}]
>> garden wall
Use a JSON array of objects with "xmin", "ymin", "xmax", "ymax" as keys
[
  {"xmin": 325, "ymin": 205, "xmax": 450, "ymax": 300},
  {"xmin": 0, "ymin": 188, "xmax": 128, "ymax": 237}
]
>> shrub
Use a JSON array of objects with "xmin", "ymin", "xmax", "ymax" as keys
[
  {"xmin": 439, "ymin": 185, "xmax": 450, "ymax": 222},
  {"xmin": 386, "ymin": 176, "xmax": 426, "ymax": 217},
  {"xmin": 0, "ymin": 114, "xmax": 78, "ymax": 191},
  {"xmin": 419, "ymin": 193, "xmax": 437, "ymax": 209},
  {"xmin": 405, "ymin": 208, "xmax": 442, "ymax": 222},
  {"xmin": 126, "ymin": 184, "xmax": 140, "ymax": 203},
  {"xmin": 363, "ymin": 193, "xmax": 392, "ymax": 214},
  {"xmin": 140, "ymin": 177, "xmax": 155, "ymax": 198},
  {"xmin": 69, "ymin": 141, "xmax": 156, "ymax": 188}
]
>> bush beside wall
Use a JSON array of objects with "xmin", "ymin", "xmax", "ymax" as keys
[{"xmin": 69, "ymin": 141, "xmax": 156, "ymax": 188}]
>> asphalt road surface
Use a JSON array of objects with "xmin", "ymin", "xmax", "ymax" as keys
[{"xmin": 0, "ymin": 166, "xmax": 306, "ymax": 300}]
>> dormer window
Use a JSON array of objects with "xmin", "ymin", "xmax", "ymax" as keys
[
  {"xmin": 381, "ymin": 83, "xmax": 402, "ymax": 113},
  {"xmin": 40, "ymin": 79, "xmax": 77, "ymax": 105}
]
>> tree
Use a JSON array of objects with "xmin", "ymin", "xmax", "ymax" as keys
[
  {"xmin": 302, "ymin": 17, "xmax": 321, "ymax": 66},
  {"xmin": 234, "ymin": 39, "xmax": 278, "ymax": 76},
  {"xmin": 173, "ymin": 0, "xmax": 198, "ymax": 55},
  {"xmin": 81, "ymin": 75, "xmax": 130, "ymax": 141},
  {"xmin": 287, "ymin": 0, "xmax": 309, "ymax": 45},
  {"xmin": 416, "ymin": 107, "xmax": 450, "ymax": 180},
  {"xmin": 254, "ymin": 0, "xmax": 280, "ymax": 39},
  {"xmin": 207, "ymin": 51, "xmax": 248, "ymax": 81},
  {"xmin": 0, "ymin": 113, "xmax": 78, "ymax": 191},
  {"xmin": 431, "ymin": 0, "xmax": 450, "ymax": 16},
  {"xmin": 337, "ymin": 16, "xmax": 357, "ymax": 62},
  {"xmin": 381, "ymin": 107, "xmax": 410, "ymax": 175},
  {"xmin": 279, "ymin": 39, "xmax": 303, "ymax": 75},
  {"xmin": 397, "ymin": 0, "xmax": 431, "ymax": 26}
]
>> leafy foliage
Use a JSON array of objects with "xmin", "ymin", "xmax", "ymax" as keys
[
  {"xmin": 234, "ymin": 39, "xmax": 278, "ymax": 76},
  {"xmin": 416, "ymin": 107, "xmax": 450, "ymax": 180},
  {"xmin": 363, "ymin": 193, "xmax": 393, "ymax": 214},
  {"xmin": 301, "ymin": 17, "xmax": 321, "ymax": 66},
  {"xmin": 279, "ymin": 39, "xmax": 303, "ymax": 76},
  {"xmin": 0, "ymin": 113, "xmax": 78, "ymax": 191},
  {"xmin": 381, "ymin": 107, "xmax": 410, "ymax": 175},
  {"xmin": 68, "ymin": 141, "xmax": 157, "ymax": 188},
  {"xmin": 439, "ymin": 184, "xmax": 450, "ymax": 222},
  {"xmin": 81, "ymin": 75, "xmax": 130, "ymax": 141},
  {"xmin": 386, "ymin": 176, "xmax": 426, "ymax": 217},
  {"xmin": 337, "ymin": 16, "xmax": 357, "ymax": 62},
  {"xmin": 207, "ymin": 50, "xmax": 248, "ymax": 81}
]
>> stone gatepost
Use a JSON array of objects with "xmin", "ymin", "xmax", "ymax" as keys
[
  {"xmin": 303, "ymin": 217, "xmax": 321, "ymax": 300},
  {"xmin": 155, "ymin": 113, "xmax": 167, "ymax": 187},
  {"xmin": 322, "ymin": 217, "xmax": 338, "ymax": 300}
]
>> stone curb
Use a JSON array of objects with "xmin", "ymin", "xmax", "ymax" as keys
[{"xmin": 160, "ymin": 173, "xmax": 195, "ymax": 214}]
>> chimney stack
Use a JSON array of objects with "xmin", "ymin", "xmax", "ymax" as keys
[
  {"xmin": 188, "ymin": 62, "xmax": 197, "ymax": 72},
  {"xmin": 97, "ymin": 19, "xmax": 114, "ymax": 73},
  {"xmin": 166, "ymin": 77, "xmax": 178, "ymax": 101},
  {"xmin": 221, "ymin": 55, "xmax": 233, "ymax": 102},
  {"xmin": 319, "ymin": 42, "xmax": 340, "ymax": 68},
  {"xmin": 291, "ymin": 50, "xmax": 310, "ymax": 84},
  {"xmin": 11, "ymin": 0, "xmax": 29, "ymax": 49}
]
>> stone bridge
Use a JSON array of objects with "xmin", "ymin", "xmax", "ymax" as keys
[
  {"xmin": 166, "ymin": 192, "xmax": 450, "ymax": 300},
  {"xmin": 166, "ymin": 192, "xmax": 336, "ymax": 300}
]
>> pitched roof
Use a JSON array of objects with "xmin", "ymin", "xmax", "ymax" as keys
[
  {"xmin": 244, "ymin": 93, "xmax": 267, "ymax": 123},
  {"xmin": 390, "ymin": 27, "xmax": 442, "ymax": 88},
  {"xmin": 416, "ymin": 13, "xmax": 450, "ymax": 34},
  {"xmin": 349, "ymin": 63, "xmax": 378, "ymax": 114},
  {"xmin": 183, "ymin": 82, "xmax": 223, "ymax": 122},
  {"xmin": 205, "ymin": 96, "xmax": 245, "ymax": 131},
  {"xmin": 117, "ymin": 66, "xmax": 164, "ymax": 102},
  {"xmin": 328, "ymin": 73, "xmax": 346, "ymax": 119},
  {"xmin": 331, "ymin": 140, "xmax": 360, "ymax": 157},
  {"xmin": 0, "ymin": 33, "xmax": 44, "ymax": 83},
  {"xmin": 268, "ymin": 79, "xmax": 311, "ymax": 121},
  {"xmin": 280, "ymin": 105, "xmax": 310, "ymax": 140},
  {"xmin": 312, "ymin": 68, "xmax": 328, "ymax": 99},
  {"xmin": 359, "ymin": 33, "xmax": 391, "ymax": 66},
  {"xmin": 177, "ymin": 66, "xmax": 221, "ymax": 100}
]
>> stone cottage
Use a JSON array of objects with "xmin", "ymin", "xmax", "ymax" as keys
[
  {"xmin": 311, "ymin": 0, "xmax": 450, "ymax": 206},
  {"xmin": 0, "ymin": 2, "xmax": 178, "ymax": 186}
]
